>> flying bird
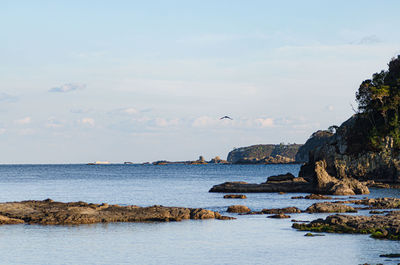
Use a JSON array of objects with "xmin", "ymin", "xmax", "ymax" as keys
[{"xmin": 220, "ymin": 116, "xmax": 233, "ymax": 120}]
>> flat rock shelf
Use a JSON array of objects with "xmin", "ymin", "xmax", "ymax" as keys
[{"xmin": 0, "ymin": 199, "xmax": 233, "ymax": 225}]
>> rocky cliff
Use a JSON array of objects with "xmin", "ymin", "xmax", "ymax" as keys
[
  {"xmin": 295, "ymin": 130, "xmax": 333, "ymax": 162},
  {"xmin": 227, "ymin": 144, "xmax": 302, "ymax": 164},
  {"xmin": 299, "ymin": 114, "xmax": 400, "ymax": 187}
]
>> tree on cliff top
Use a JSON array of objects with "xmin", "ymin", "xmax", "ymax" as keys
[{"xmin": 355, "ymin": 55, "xmax": 400, "ymax": 149}]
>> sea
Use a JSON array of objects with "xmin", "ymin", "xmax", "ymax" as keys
[{"xmin": 0, "ymin": 164, "xmax": 399, "ymax": 265}]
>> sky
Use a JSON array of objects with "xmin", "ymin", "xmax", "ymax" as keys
[{"xmin": 1, "ymin": 0, "xmax": 400, "ymax": 163}]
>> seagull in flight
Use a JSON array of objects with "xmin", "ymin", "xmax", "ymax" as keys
[{"xmin": 220, "ymin": 116, "xmax": 233, "ymax": 120}]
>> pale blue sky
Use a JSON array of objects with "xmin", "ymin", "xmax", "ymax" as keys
[{"xmin": 1, "ymin": 1, "xmax": 400, "ymax": 163}]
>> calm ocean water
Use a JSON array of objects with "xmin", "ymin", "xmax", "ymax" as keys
[{"xmin": 0, "ymin": 164, "xmax": 399, "ymax": 265}]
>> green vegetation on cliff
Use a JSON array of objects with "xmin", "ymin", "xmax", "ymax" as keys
[{"xmin": 355, "ymin": 55, "xmax": 400, "ymax": 150}]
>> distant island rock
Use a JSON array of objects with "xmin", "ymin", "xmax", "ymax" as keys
[{"xmin": 227, "ymin": 144, "xmax": 303, "ymax": 164}]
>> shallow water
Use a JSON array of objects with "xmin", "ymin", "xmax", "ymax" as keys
[{"xmin": 0, "ymin": 164, "xmax": 399, "ymax": 265}]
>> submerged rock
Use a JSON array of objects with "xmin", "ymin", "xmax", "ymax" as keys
[{"xmin": 0, "ymin": 199, "xmax": 233, "ymax": 225}]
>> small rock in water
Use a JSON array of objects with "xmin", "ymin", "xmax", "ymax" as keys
[
  {"xmin": 227, "ymin": 205, "xmax": 251, "ymax": 213},
  {"xmin": 223, "ymin": 194, "xmax": 247, "ymax": 199},
  {"xmin": 267, "ymin": 213, "xmax": 290, "ymax": 219},
  {"xmin": 304, "ymin": 233, "xmax": 325, "ymax": 237},
  {"xmin": 379, "ymin": 253, "xmax": 400, "ymax": 258}
]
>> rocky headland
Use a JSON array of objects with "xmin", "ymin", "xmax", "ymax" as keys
[
  {"xmin": 226, "ymin": 144, "xmax": 302, "ymax": 164},
  {"xmin": 0, "ymin": 199, "xmax": 233, "ymax": 225}
]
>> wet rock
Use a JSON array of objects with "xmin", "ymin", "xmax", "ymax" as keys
[
  {"xmin": 291, "ymin": 194, "xmax": 333, "ymax": 200},
  {"xmin": 262, "ymin": 207, "xmax": 301, "ymax": 214},
  {"xmin": 304, "ymin": 232, "xmax": 325, "ymax": 237},
  {"xmin": 223, "ymin": 194, "xmax": 247, "ymax": 199},
  {"xmin": 210, "ymin": 160, "xmax": 369, "ymax": 195},
  {"xmin": 227, "ymin": 205, "xmax": 251, "ymax": 213},
  {"xmin": 292, "ymin": 211, "xmax": 400, "ymax": 240},
  {"xmin": 306, "ymin": 202, "xmax": 357, "ymax": 213},
  {"xmin": 379, "ymin": 253, "xmax": 400, "ymax": 258},
  {"xmin": 209, "ymin": 178, "xmax": 314, "ymax": 193},
  {"xmin": 0, "ymin": 199, "xmax": 233, "ymax": 225},
  {"xmin": 267, "ymin": 213, "xmax": 290, "ymax": 219},
  {"xmin": 351, "ymin": 197, "xmax": 400, "ymax": 209},
  {"xmin": 267, "ymin": 173, "xmax": 295, "ymax": 182}
]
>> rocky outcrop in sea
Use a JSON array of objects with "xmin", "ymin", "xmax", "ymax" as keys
[
  {"xmin": 299, "ymin": 115, "xmax": 400, "ymax": 188},
  {"xmin": 0, "ymin": 199, "xmax": 233, "ymax": 225}
]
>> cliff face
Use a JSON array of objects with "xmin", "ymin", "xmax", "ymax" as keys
[
  {"xmin": 295, "ymin": 130, "xmax": 333, "ymax": 162},
  {"xmin": 227, "ymin": 144, "xmax": 302, "ymax": 164},
  {"xmin": 299, "ymin": 115, "xmax": 400, "ymax": 184}
]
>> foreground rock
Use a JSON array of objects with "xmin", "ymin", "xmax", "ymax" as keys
[
  {"xmin": 227, "ymin": 205, "xmax": 251, "ymax": 213},
  {"xmin": 209, "ymin": 168, "xmax": 368, "ymax": 195},
  {"xmin": 0, "ymin": 199, "xmax": 233, "ymax": 225},
  {"xmin": 293, "ymin": 211, "xmax": 400, "ymax": 240},
  {"xmin": 306, "ymin": 202, "xmax": 357, "ymax": 213},
  {"xmin": 223, "ymin": 194, "xmax": 247, "ymax": 199}
]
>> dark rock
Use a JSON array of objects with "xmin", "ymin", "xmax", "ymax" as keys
[
  {"xmin": 295, "ymin": 130, "xmax": 333, "ymax": 163},
  {"xmin": 223, "ymin": 194, "xmax": 247, "ymax": 199},
  {"xmin": 292, "ymin": 211, "xmax": 400, "ymax": 240},
  {"xmin": 0, "ymin": 199, "xmax": 233, "ymax": 225},
  {"xmin": 306, "ymin": 202, "xmax": 357, "ymax": 213},
  {"xmin": 351, "ymin": 197, "xmax": 400, "ymax": 209},
  {"xmin": 262, "ymin": 207, "xmax": 301, "ymax": 214},
  {"xmin": 379, "ymin": 254, "xmax": 400, "ymax": 258},
  {"xmin": 291, "ymin": 194, "xmax": 333, "ymax": 200},
  {"xmin": 227, "ymin": 205, "xmax": 251, "ymax": 213},
  {"xmin": 304, "ymin": 232, "xmax": 325, "ymax": 237},
  {"xmin": 267, "ymin": 213, "xmax": 290, "ymax": 219},
  {"xmin": 209, "ymin": 178, "xmax": 314, "ymax": 193},
  {"xmin": 299, "ymin": 115, "xmax": 400, "ymax": 188},
  {"xmin": 267, "ymin": 173, "xmax": 295, "ymax": 182}
]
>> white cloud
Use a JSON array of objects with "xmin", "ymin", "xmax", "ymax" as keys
[
  {"xmin": 254, "ymin": 118, "xmax": 274, "ymax": 128},
  {"xmin": 45, "ymin": 118, "xmax": 64, "ymax": 129},
  {"xmin": 154, "ymin": 118, "xmax": 180, "ymax": 127},
  {"xmin": 111, "ymin": 107, "xmax": 139, "ymax": 116},
  {"xmin": 192, "ymin": 116, "xmax": 219, "ymax": 128},
  {"xmin": 80, "ymin": 118, "xmax": 95, "ymax": 127},
  {"xmin": 49, "ymin": 83, "xmax": 86, "ymax": 93},
  {"xmin": 0, "ymin": 93, "xmax": 17, "ymax": 102},
  {"xmin": 14, "ymin": 117, "xmax": 31, "ymax": 125},
  {"xmin": 0, "ymin": 128, "xmax": 5, "ymax": 134}
]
